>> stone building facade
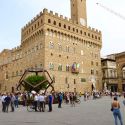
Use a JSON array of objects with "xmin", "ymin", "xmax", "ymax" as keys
[
  {"xmin": 0, "ymin": 0, "xmax": 102, "ymax": 93},
  {"xmin": 116, "ymin": 52, "xmax": 125, "ymax": 92},
  {"xmin": 102, "ymin": 52, "xmax": 125, "ymax": 92},
  {"xmin": 101, "ymin": 57, "xmax": 118, "ymax": 92}
]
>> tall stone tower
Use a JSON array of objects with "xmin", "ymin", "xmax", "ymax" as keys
[{"xmin": 70, "ymin": 0, "xmax": 87, "ymax": 26}]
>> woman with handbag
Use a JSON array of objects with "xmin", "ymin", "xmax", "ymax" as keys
[{"xmin": 111, "ymin": 96, "xmax": 123, "ymax": 125}]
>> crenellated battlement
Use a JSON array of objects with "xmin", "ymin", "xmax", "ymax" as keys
[
  {"xmin": 22, "ymin": 8, "xmax": 101, "ymax": 37},
  {"xmin": 11, "ymin": 45, "xmax": 21, "ymax": 53},
  {"xmin": 87, "ymin": 26, "xmax": 101, "ymax": 34}
]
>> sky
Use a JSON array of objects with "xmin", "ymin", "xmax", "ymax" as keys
[{"xmin": 0, "ymin": 0, "xmax": 125, "ymax": 56}]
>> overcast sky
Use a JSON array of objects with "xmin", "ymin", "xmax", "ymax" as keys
[{"xmin": 0, "ymin": 0, "xmax": 125, "ymax": 56}]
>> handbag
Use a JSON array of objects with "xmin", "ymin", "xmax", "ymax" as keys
[{"xmin": 111, "ymin": 107, "xmax": 113, "ymax": 111}]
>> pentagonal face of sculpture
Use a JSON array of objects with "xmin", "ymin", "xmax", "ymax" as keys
[{"xmin": 17, "ymin": 68, "xmax": 54, "ymax": 93}]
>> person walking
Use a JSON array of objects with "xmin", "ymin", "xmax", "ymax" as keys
[{"xmin": 111, "ymin": 96, "xmax": 123, "ymax": 125}]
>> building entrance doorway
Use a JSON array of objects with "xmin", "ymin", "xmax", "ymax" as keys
[{"xmin": 108, "ymin": 84, "xmax": 118, "ymax": 92}]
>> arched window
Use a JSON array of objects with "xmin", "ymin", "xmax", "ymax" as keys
[
  {"xmin": 49, "ymin": 62, "xmax": 54, "ymax": 70},
  {"xmin": 49, "ymin": 42, "xmax": 54, "ymax": 49},
  {"xmin": 35, "ymin": 24, "xmax": 36, "ymax": 28},
  {"xmin": 59, "ymin": 23, "xmax": 61, "ymax": 27},
  {"xmin": 91, "ymin": 69, "xmax": 94, "ymax": 75},
  {"xmin": 32, "ymin": 26, "xmax": 33, "ymax": 30},
  {"xmin": 48, "ymin": 19, "xmax": 51, "ymax": 23},
  {"xmin": 64, "ymin": 24, "xmax": 66, "ymax": 28},
  {"xmin": 41, "ymin": 19, "xmax": 43, "ymax": 24},
  {"xmin": 68, "ymin": 26, "xmax": 70, "ymax": 30},
  {"xmin": 58, "ymin": 64, "xmax": 62, "ymax": 71},
  {"xmin": 53, "ymin": 21, "xmax": 56, "ymax": 25},
  {"xmin": 76, "ymin": 29, "xmax": 78, "ymax": 33},
  {"xmin": 58, "ymin": 44, "xmax": 62, "ymax": 51},
  {"xmin": 66, "ymin": 65, "xmax": 70, "ymax": 72},
  {"xmin": 66, "ymin": 46, "xmax": 70, "ymax": 52},
  {"xmin": 80, "ymin": 30, "xmax": 82, "ymax": 34}
]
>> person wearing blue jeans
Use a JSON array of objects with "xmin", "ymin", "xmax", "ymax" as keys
[{"xmin": 111, "ymin": 97, "xmax": 123, "ymax": 125}]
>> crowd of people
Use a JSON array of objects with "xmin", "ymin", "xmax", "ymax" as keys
[
  {"xmin": 0, "ymin": 90, "xmax": 125, "ymax": 125},
  {"xmin": 0, "ymin": 91, "xmax": 81, "ymax": 113}
]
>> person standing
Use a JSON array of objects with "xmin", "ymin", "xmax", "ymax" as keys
[
  {"xmin": 34, "ymin": 93, "xmax": 38, "ymax": 112},
  {"xmin": 1, "ymin": 93, "xmax": 6, "ymax": 112},
  {"xmin": 38, "ymin": 93, "xmax": 45, "ymax": 112},
  {"xmin": 58, "ymin": 93, "xmax": 63, "ymax": 108},
  {"xmin": 48, "ymin": 93, "xmax": 53, "ymax": 112},
  {"xmin": 14, "ymin": 93, "xmax": 19, "ymax": 108},
  {"xmin": 4, "ymin": 93, "xmax": 11, "ymax": 113},
  {"xmin": 111, "ymin": 96, "xmax": 123, "ymax": 125},
  {"xmin": 10, "ymin": 93, "xmax": 15, "ymax": 112}
]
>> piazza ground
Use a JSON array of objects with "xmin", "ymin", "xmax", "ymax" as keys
[{"xmin": 0, "ymin": 96, "xmax": 125, "ymax": 125}]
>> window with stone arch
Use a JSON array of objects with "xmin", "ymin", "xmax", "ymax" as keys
[
  {"xmin": 64, "ymin": 24, "xmax": 66, "ymax": 29},
  {"xmin": 59, "ymin": 23, "xmax": 61, "ymax": 27},
  {"xmin": 68, "ymin": 26, "xmax": 70, "ymax": 30},
  {"xmin": 49, "ymin": 41, "xmax": 54, "ymax": 49},
  {"xmin": 66, "ymin": 46, "xmax": 70, "ymax": 52},
  {"xmin": 48, "ymin": 19, "xmax": 51, "ymax": 23},
  {"xmin": 41, "ymin": 19, "xmax": 43, "ymax": 24},
  {"xmin": 66, "ymin": 64, "xmax": 70, "ymax": 72},
  {"xmin": 58, "ymin": 64, "xmax": 62, "ymax": 71},
  {"xmin": 38, "ymin": 21, "xmax": 39, "ymax": 26},
  {"xmin": 49, "ymin": 62, "xmax": 54, "ymax": 70},
  {"xmin": 58, "ymin": 43, "xmax": 62, "ymax": 51},
  {"xmin": 91, "ymin": 69, "xmax": 94, "ymax": 75},
  {"xmin": 53, "ymin": 20, "xmax": 56, "ymax": 25}
]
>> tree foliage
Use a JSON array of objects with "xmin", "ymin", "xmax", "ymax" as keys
[{"xmin": 24, "ymin": 75, "xmax": 48, "ymax": 92}]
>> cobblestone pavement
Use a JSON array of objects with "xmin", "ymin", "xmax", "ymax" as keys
[{"xmin": 0, "ymin": 96, "xmax": 125, "ymax": 125}]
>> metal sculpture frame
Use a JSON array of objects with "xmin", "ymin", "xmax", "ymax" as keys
[{"xmin": 17, "ymin": 68, "xmax": 54, "ymax": 93}]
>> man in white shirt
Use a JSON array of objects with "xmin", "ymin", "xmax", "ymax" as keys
[
  {"xmin": 38, "ymin": 93, "xmax": 45, "ymax": 112},
  {"xmin": 1, "ymin": 93, "xmax": 6, "ymax": 112},
  {"xmin": 34, "ymin": 93, "xmax": 38, "ymax": 112}
]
